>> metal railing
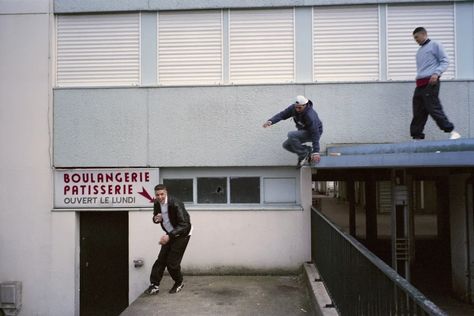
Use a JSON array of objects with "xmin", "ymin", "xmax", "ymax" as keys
[{"xmin": 311, "ymin": 207, "xmax": 447, "ymax": 316}]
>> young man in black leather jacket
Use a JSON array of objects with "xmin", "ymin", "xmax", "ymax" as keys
[{"xmin": 145, "ymin": 184, "xmax": 192, "ymax": 295}]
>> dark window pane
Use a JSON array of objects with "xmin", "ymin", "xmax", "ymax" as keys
[
  {"xmin": 230, "ymin": 177, "xmax": 260, "ymax": 203},
  {"xmin": 197, "ymin": 177, "xmax": 227, "ymax": 204},
  {"xmin": 163, "ymin": 179, "xmax": 193, "ymax": 202}
]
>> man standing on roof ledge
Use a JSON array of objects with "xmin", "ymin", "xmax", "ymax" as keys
[
  {"xmin": 263, "ymin": 95, "xmax": 323, "ymax": 168},
  {"xmin": 410, "ymin": 26, "xmax": 460, "ymax": 141}
]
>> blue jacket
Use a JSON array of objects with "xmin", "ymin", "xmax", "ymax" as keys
[{"xmin": 269, "ymin": 100, "xmax": 323, "ymax": 153}]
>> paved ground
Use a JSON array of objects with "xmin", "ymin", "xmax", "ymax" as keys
[{"xmin": 121, "ymin": 275, "xmax": 313, "ymax": 316}]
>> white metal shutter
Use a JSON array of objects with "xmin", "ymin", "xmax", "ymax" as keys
[
  {"xmin": 387, "ymin": 4, "xmax": 455, "ymax": 80},
  {"xmin": 56, "ymin": 14, "xmax": 140, "ymax": 87},
  {"xmin": 158, "ymin": 10, "xmax": 223, "ymax": 85},
  {"xmin": 313, "ymin": 5, "xmax": 380, "ymax": 82},
  {"xmin": 229, "ymin": 8, "xmax": 294, "ymax": 84}
]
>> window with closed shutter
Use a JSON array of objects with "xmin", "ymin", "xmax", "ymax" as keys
[
  {"xmin": 158, "ymin": 10, "xmax": 223, "ymax": 85},
  {"xmin": 313, "ymin": 5, "xmax": 380, "ymax": 82},
  {"xmin": 229, "ymin": 8, "xmax": 295, "ymax": 84},
  {"xmin": 387, "ymin": 4, "xmax": 455, "ymax": 80},
  {"xmin": 56, "ymin": 13, "xmax": 140, "ymax": 87}
]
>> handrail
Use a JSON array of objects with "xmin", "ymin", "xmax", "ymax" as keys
[{"xmin": 311, "ymin": 206, "xmax": 447, "ymax": 316}]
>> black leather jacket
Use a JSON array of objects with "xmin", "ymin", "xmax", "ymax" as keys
[{"xmin": 153, "ymin": 195, "xmax": 191, "ymax": 239}]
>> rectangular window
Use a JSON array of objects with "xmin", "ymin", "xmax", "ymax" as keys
[
  {"xmin": 197, "ymin": 177, "xmax": 227, "ymax": 204},
  {"xmin": 163, "ymin": 179, "xmax": 193, "ymax": 202},
  {"xmin": 158, "ymin": 10, "xmax": 223, "ymax": 85},
  {"xmin": 387, "ymin": 4, "xmax": 455, "ymax": 80},
  {"xmin": 56, "ymin": 13, "xmax": 140, "ymax": 87},
  {"xmin": 263, "ymin": 178, "xmax": 296, "ymax": 203},
  {"xmin": 229, "ymin": 8, "xmax": 295, "ymax": 83},
  {"xmin": 230, "ymin": 177, "xmax": 260, "ymax": 203},
  {"xmin": 313, "ymin": 5, "xmax": 380, "ymax": 82}
]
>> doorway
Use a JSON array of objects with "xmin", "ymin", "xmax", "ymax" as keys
[{"xmin": 80, "ymin": 212, "xmax": 129, "ymax": 316}]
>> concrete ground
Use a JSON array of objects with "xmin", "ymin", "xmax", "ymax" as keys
[{"xmin": 121, "ymin": 275, "xmax": 313, "ymax": 316}]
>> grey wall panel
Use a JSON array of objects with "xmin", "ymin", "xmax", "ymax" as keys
[
  {"xmin": 295, "ymin": 7, "xmax": 313, "ymax": 82},
  {"xmin": 54, "ymin": 82, "xmax": 473, "ymax": 167},
  {"xmin": 470, "ymin": 82, "xmax": 474, "ymax": 138},
  {"xmin": 54, "ymin": 0, "xmax": 464, "ymax": 13},
  {"xmin": 1, "ymin": 0, "xmax": 49, "ymax": 14},
  {"xmin": 455, "ymin": 1, "xmax": 474, "ymax": 79},
  {"xmin": 141, "ymin": 12, "xmax": 158, "ymax": 86},
  {"xmin": 147, "ymin": 85, "xmax": 303, "ymax": 167},
  {"xmin": 306, "ymin": 81, "xmax": 471, "ymax": 145},
  {"xmin": 54, "ymin": 89, "xmax": 149, "ymax": 167}
]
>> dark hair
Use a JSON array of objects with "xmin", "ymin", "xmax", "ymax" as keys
[
  {"xmin": 413, "ymin": 27, "xmax": 426, "ymax": 35},
  {"xmin": 154, "ymin": 184, "xmax": 167, "ymax": 191}
]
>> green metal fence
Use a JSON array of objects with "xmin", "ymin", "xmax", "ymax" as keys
[{"xmin": 311, "ymin": 207, "xmax": 447, "ymax": 316}]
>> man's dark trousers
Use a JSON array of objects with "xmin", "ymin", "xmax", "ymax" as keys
[
  {"xmin": 150, "ymin": 235, "xmax": 190, "ymax": 285},
  {"xmin": 410, "ymin": 81, "xmax": 454, "ymax": 139}
]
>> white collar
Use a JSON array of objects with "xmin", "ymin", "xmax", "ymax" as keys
[{"xmin": 160, "ymin": 196, "xmax": 168, "ymax": 207}]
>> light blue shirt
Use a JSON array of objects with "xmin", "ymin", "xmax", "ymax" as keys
[
  {"xmin": 160, "ymin": 197, "xmax": 175, "ymax": 234},
  {"xmin": 416, "ymin": 39, "xmax": 449, "ymax": 79}
]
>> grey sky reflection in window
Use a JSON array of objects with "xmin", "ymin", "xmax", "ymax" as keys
[{"xmin": 197, "ymin": 177, "xmax": 227, "ymax": 204}]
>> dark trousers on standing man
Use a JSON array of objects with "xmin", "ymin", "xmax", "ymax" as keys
[
  {"xmin": 410, "ymin": 81, "xmax": 454, "ymax": 139},
  {"xmin": 150, "ymin": 235, "xmax": 190, "ymax": 286}
]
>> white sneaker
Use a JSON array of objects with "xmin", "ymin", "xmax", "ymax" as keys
[
  {"xmin": 449, "ymin": 131, "xmax": 461, "ymax": 140},
  {"xmin": 145, "ymin": 284, "xmax": 159, "ymax": 295}
]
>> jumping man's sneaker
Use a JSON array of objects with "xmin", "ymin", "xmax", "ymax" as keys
[
  {"xmin": 306, "ymin": 151, "xmax": 313, "ymax": 165},
  {"xmin": 169, "ymin": 281, "xmax": 184, "ymax": 294},
  {"xmin": 449, "ymin": 131, "xmax": 461, "ymax": 140},
  {"xmin": 296, "ymin": 156, "xmax": 307, "ymax": 169},
  {"xmin": 145, "ymin": 284, "xmax": 160, "ymax": 295}
]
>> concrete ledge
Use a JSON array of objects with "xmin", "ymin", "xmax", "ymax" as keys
[{"xmin": 303, "ymin": 263, "xmax": 339, "ymax": 316}]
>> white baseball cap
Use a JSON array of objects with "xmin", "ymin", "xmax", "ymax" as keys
[{"xmin": 294, "ymin": 95, "xmax": 308, "ymax": 105}]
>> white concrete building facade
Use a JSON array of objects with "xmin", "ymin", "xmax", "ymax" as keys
[{"xmin": 1, "ymin": 0, "xmax": 473, "ymax": 315}]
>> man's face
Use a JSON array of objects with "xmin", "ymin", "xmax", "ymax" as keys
[
  {"xmin": 413, "ymin": 31, "xmax": 427, "ymax": 45},
  {"xmin": 155, "ymin": 189, "xmax": 167, "ymax": 204},
  {"xmin": 295, "ymin": 104, "xmax": 306, "ymax": 113}
]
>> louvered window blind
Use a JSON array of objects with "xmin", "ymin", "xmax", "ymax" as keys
[
  {"xmin": 158, "ymin": 10, "xmax": 223, "ymax": 85},
  {"xmin": 229, "ymin": 8, "xmax": 295, "ymax": 84},
  {"xmin": 313, "ymin": 5, "xmax": 380, "ymax": 82},
  {"xmin": 56, "ymin": 13, "xmax": 140, "ymax": 87},
  {"xmin": 387, "ymin": 4, "xmax": 455, "ymax": 80}
]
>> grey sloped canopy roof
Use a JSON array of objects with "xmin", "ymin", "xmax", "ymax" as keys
[{"xmin": 316, "ymin": 139, "xmax": 474, "ymax": 169}]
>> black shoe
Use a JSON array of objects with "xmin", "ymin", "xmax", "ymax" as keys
[
  {"xmin": 306, "ymin": 151, "xmax": 313, "ymax": 165},
  {"xmin": 145, "ymin": 284, "xmax": 160, "ymax": 295},
  {"xmin": 296, "ymin": 156, "xmax": 306, "ymax": 169},
  {"xmin": 169, "ymin": 281, "xmax": 184, "ymax": 294},
  {"xmin": 297, "ymin": 150, "xmax": 312, "ymax": 169}
]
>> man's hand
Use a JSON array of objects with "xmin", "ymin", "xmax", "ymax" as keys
[
  {"xmin": 153, "ymin": 214, "xmax": 162, "ymax": 223},
  {"xmin": 310, "ymin": 153, "xmax": 321, "ymax": 164},
  {"xmin": 429, "ymin": 74, "xmax": 439, "ymax": 85},
  {"xmin": 262, "ymin": 121, "xmax": 272, "ymax": 128},
  {"xmin": 159, "ymin": 234, "xmax": 170, "ymax": 245}
]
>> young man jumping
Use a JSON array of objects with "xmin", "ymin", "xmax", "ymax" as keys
[{"xmin": 263, "ymin": 95, "xmax": 323, "ymax": 168}]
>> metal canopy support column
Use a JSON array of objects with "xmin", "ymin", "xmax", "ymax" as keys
[
  {"xmin": 347, "ymin": 180, "xmax": 356, "ymax": 236},
  {"xmin": 365, "ymin": 178, "xmax": 377, "ymax": 248},
  {"xmin": 391, "ymin": 169, "xmax": 413, "ymax": 281},
  {"xmin": 466, "ymin": 176, "xmax": 474, "ymax": 304},
  {"xmin": 436, "ymin": 176, "xmax": 452, "ymax": 284}
]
